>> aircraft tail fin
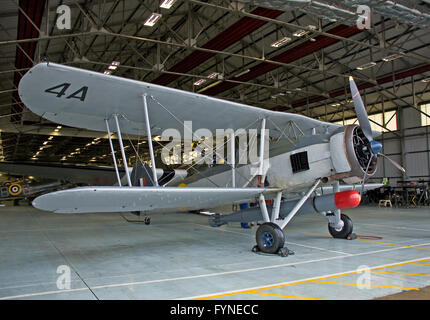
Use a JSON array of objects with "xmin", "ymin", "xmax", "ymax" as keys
[{"xmin": 130, "ymin": 162, "xmax": 154, "ymax": 186}]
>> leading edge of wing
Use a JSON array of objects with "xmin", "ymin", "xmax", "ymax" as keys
[
  {"xmin": 32, "ymin": 186, "xmax": 280, "ymax": 214},
  {"xmin": 18, "ymin": 63, "xmax": 340, "ymax": 137}
]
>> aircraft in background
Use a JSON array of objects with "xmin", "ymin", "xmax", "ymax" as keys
[
  {"xmin": 16, "ymin": 62, "xmax": 404, "ymax": 256},
  {"xmin": 0, "ymin": 180, "xmax": 64, "ymax": 205}
]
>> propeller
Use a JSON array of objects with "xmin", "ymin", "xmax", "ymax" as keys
[{"xmin": 349, "ymin": 76, "xmax": 406, "ymax": 193}]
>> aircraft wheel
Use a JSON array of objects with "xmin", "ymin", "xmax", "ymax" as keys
[
  {"xmin": 256, "ymin": 222, "xmax": 285, "ymax": 254},
  {"xmin": 328, "ymin": 213, "xmax": 353, "ymax": 239},
  {"xmin": 144, "ymin": 217, "xmax": 151, "ymax": 225}
]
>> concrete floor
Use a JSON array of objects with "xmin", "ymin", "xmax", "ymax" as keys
[{"xmin": 0, "ymin": 203, "xmax": 430, "ymax": 300}]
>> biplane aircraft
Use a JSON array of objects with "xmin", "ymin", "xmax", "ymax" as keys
[{"xmin": 16, "ymin": 62, "xmax": 404, "ymax": 256}]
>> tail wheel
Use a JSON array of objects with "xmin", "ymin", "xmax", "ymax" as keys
[
  {"xmin": 256, "ymin": 222, "xmax": 285, "ymax": 254},
  {"xmin": 328, "ymin": 213, "xmax": 353, "ymax": 239}
]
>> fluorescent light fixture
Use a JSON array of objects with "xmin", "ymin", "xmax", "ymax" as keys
[
  {"xmin": 235, "ymin": 69, "xmax": 250, "ymax": 78},
  {"xmin": 43, "ymin": 141, "xmax": 48, "ymax": 145},
  {"xmin": 56, "ymin": 126, "xmax": 62, "ymax": 129},
  {"xmin": 421, "ymin": 77, "xmax": 430, "ymax": 83},
  {"xmin": 104, "ymin": 70, "xmax": 112, "ymax": 75},
  {"xmin": 356, "ymin": 62, "xmax": 377, "ymax": 70},
  {"xmin": 193, "ymin": 79, "xmax": 207, "ymax": 86},
  {"xmin": 48, "ymin": 136, "xmax": 53, "ymax": 140},
  {"xmin": 207, "ymin": 72, "xmax": 220, "ymax": 79},
  {"xmin": 271, "ymin": 37, "xmax": 291, "ymax": 48},
  {"xmin": 293, "ymin": 25, "xmax": 316, "ymax": 37},
  {"xmin": 107, "ymin": 61, "xmax": 120, "ymax": 71},
  {"xmin": 160, "ymin": 0, "xmax": 176, "ymax": 9},
  {"xmin": 144, "ymin": 13, "xmax": 162, "ymax": 27},
  {"xmin": 382, "ymin": 52, "xmax": 405, "ymax": 62}
]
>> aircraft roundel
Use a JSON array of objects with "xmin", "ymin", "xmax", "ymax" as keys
[{"xmin": 8, "ymin": 183, "xmax": 23, "ymax": 196}]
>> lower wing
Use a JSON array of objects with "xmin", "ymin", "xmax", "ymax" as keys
[{"xmin": 32, "ymin": 186, "xmax": 280, "ymax": 213}]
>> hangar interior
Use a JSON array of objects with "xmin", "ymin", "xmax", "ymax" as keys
[{"xmin": 0, "ymin": 0, "xmax": 430, "ymax": 300}]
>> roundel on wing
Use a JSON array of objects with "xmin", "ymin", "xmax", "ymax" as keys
[{"xmin": 8, "ymin": 183, "xmax": 23, "ymax": 196}]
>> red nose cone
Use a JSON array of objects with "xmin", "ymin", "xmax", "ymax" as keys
[{"xmin": 334, "ymin": 190, "xmax": 361, "ymax": 210}]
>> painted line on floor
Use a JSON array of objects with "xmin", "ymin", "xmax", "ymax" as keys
[
  {"xmin": 290, "ymin": 228, "xmax": 430, "ymax": 252},
  {"xmin": 187, "ymin": 256, "xmax": 430, "ymax": 300},
  {"xmin": 3, "ymin": 243, "xmax": 430, "ymax": 301},
  {"xmin": 411, "ymin": 262, "xmax": 430, "ymax": 266},
  {"xmin": 371, "ymin": 271, "xmax": 430, "ymax": 277},
  {"xmin": 311, "ymin": 280, "xmax": 419, "ymax": 291},
  {"xmin": 356, "ymin": 223, "xmax": 430, "ymax": 233},
  {"xmin": 357, "ymin": 239, "xmax": 430, "ymax": 251},
  {"xmin": 245, "ymin": 291, "xmax": 331, "ymax": 300}
]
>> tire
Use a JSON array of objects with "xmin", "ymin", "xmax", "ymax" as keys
[
  {"xmin": 256, "ymin": 222, "xmax": 285, "ymax": 254},
  {"xmin": 328, "ymin": 213, "xmax": 353, "ymax": 239}
]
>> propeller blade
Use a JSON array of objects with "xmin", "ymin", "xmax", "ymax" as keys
[
  {"xmin": 379, "ymin": 153, "xmax": 406, "ymax": 173},
  {"xmin": 349, "ymin": 76, "xmax": 373, "ymax": 142}
]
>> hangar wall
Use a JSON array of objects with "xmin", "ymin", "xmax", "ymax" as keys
[{"xmin": 372, "ymin": 106, "xmax": 430, "ymax": 186}]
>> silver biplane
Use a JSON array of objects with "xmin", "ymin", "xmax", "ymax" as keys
[{"xmin": 17, "ymin": 62, "xmax": 403, "ymax": 256}]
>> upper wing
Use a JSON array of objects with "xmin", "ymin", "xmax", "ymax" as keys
[
  {"xmin": 32, "ymin": 186, "xmax": 279, "ymax": 213},
  {"xmin": 19, "ymin": 63, "xmax": 340, "ymax": 137},
  {"xmin": 0, "ymin": 161, "xmax": 118, "ymax": 185},
  {"xmin": 0, "ymin": 161, "xmax": 188, "ymax": 186}
]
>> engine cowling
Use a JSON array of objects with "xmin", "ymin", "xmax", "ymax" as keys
[{"xmin": 330, "ymin": 124, "xmax": 377, "ymax": 182}]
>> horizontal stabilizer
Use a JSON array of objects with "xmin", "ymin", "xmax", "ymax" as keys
[{"xmin": 32, "ymin": 186, "xmax": 279, "ymax": 214}]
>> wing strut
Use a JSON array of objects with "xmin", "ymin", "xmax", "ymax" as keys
[
  {"xmin": 142, "ymin": 94, "xmax": 159, "ymax": 187},
  {"xmin": 114, "ymin": 114, "xmax": 132, "ymax": 187},
  {"xmin": 230, "ymin": 132, "xmax": 236, "ymax": 188},
  {"xmin": 277, "ymin": 179, "xmax": 322, "ymax": 230},
  {"xmin": 105, "ymin": 119, "xmax": 122, "ymax": 186}
]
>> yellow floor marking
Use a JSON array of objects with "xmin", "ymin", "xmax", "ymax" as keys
[
  {"xmin": 245, "ymin": 291, "xmax": 330, "ymax": 300},
  {"xmin": 192, "ymin": 257, "xmax": 430, "ymax": 300},
  {"xmin": 357, "ymin": 239, "xmax": 430, "ymax": 251},
  {"xmin": 290, "ymin": 228, "xmax": 430, "ymax": 252},
  {"xmin": 371, "ymin": 271, "xmax": 430, "ymax": 277},
  {"xmin": 411, "ymin": 262, "xmax": 430, "ymax": 266},
  {"xmin": 311, "ymin": 280, "xmax": 419, "ymax": 291}
]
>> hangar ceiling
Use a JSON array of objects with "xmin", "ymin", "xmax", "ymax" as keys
[{"xmin": 0, "ymin": 0, "xmax": 429, "ymax": 167}]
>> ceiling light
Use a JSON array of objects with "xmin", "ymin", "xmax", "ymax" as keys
[
  {"xmin": 160, "ymin": 0, "xmax": 177, "ymax": 9},
  {"xmin": 271, "ymin": 37, "xmax": 291, "ymax": 48},
  {"xmin": 207, "ymin": 72, "xmax": 220, "ymax": 79},
  {"xmin": 234, "ymin": 69, "xmax": 250, "ymax": 78},
  {"xmin": 421, "ymin": 77, "xmax": 430, "ymax": 83},
  {"xmin": 43, "ymin": 141, "xmax": 48, "ymax": 145},
  {"xmin": 48, "ymin": 136, "xmax": 53, "ymax": 140},
  {"xmin": 144, "ymin": 13, "xmax": 162, "ymax": 27},
  {"xmin": 104, "ymin": 70, "xmax": 112, "ymax": 75},
  {"xmin": 293, "ymin": 25, "xmax": 316, "ymax": 37},
  {"xmin": 356, "ymin": 62, "xmax": 377, "ymax": 70},
  {"xmin": 382, "ymin": 52, "xmax": 405, "ymax": 62},
  {"xmin": 193, "ymin": 79, "xmax": 207, "ymax": 86}
]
